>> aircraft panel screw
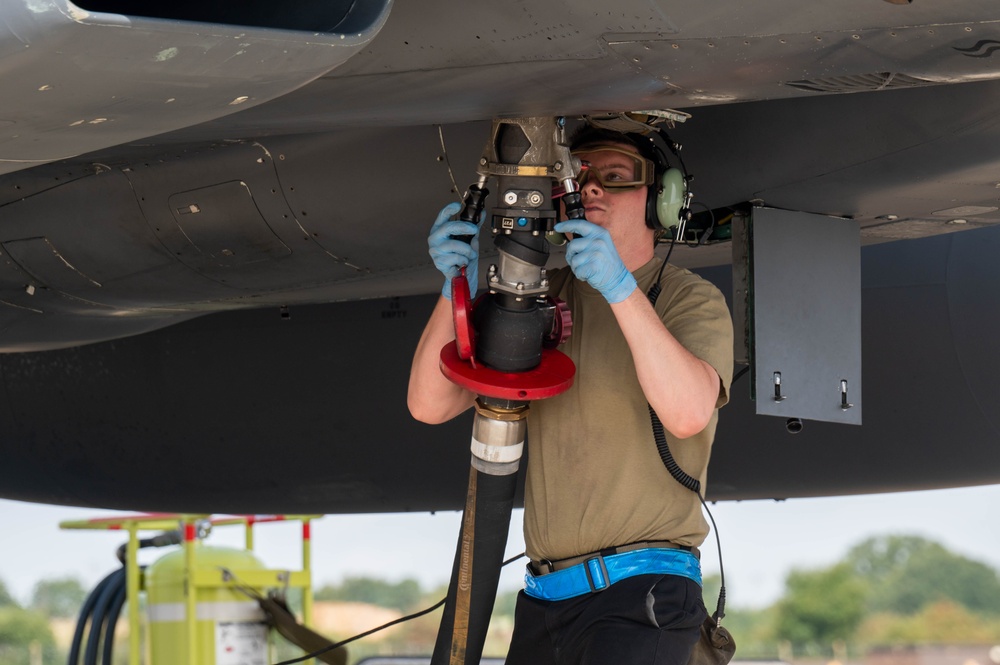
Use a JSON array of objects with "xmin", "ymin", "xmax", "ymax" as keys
[
  {"xmin": 773, "ymin": 372, "xmax": 787, "ymax": 402},
  {"xmin": 840, "ymin": 380, "xmax": 854, "ymax": 411}
]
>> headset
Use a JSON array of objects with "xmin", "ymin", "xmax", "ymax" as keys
[{"xmin": 629, "ymin": 130, "xmax": 691, "ymax": 233}]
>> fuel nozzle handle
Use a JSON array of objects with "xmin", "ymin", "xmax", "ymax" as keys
[
  {"xmin": 562, "ymin": 191, "xmax": 586, "ymax": 220},
  {"xmin": 456, "ymin": 184, "xmax": 490, "ymax": 243}
]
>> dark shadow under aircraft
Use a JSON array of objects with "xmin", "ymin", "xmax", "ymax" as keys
[{"xmin": 1, "ymin": 0, "xmax": 1000, "ymax": 513}]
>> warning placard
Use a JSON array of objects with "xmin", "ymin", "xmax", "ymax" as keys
[{"xmin": 215, "ymin": 621, "xmax": 268, "ymax": 665}]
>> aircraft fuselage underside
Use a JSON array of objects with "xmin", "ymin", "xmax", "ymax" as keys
[{"xmin": 0, "ymin": 0, "xmax": 999, "ymax": 511}]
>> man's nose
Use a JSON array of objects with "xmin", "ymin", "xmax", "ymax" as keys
[{"xmin": 579, "ymin": 173, "xmax": 605, "ymax": 197}]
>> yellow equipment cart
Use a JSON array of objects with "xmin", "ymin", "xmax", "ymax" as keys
[{"xmin": 61, "ymin": 513, "xmax": 323, "ymax": 665}]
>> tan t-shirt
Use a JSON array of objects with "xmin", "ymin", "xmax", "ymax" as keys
[{"xmin": 523, "ymin": 257, "xmax": 734, "ymax": 563}]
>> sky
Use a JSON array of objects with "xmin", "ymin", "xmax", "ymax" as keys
[{"xmin": 3, "ymin": 483, "xmax": 1000, "ymax": 611}]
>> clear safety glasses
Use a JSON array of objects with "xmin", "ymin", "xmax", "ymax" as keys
[{"xmin": 571, "ymin": 145, "xmax": 655, "ymax": 191}]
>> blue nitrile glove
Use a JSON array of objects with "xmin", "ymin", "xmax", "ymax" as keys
[
  {"xmin": 554, "ymin": 219, "xmax": 637, "ymax": 304},
  {"xmin": 428, "ymin": 201, "xmax": 481, "ymax": 299}
]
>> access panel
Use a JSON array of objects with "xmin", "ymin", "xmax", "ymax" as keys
[{"xmin": 749, "ymin": 207, "xmax": 861, "ymax": 425}]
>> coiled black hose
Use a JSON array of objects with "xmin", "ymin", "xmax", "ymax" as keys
[
  {"xmin": 70, "ymin": 529, "xmax": 179, "ymax": 665},
  {"xmin": 100, "ymin": 579, "xmax": 127, "ymax": 665},
  {"xmin": 68, "ymin": 568, "xmax": 125, "ymax": 665},
  {"xmin": 83, "ymin": 568, "xmax": 124, "ymax": 665}
]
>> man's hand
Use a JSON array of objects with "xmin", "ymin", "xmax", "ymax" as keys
[
  {"xmin": 428, "ymin": 202, "xmax": 481, "ymax": 299},
  {"xmin": 554, "ymin": 220, "xmax": 637, "ymax": 303}
]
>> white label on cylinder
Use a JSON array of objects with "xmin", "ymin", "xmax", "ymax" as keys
[
  {"xmin": 215, "ymin": 621, "xmax": 268, "ymax": 665},
  {"xmin": 148, "ymin": 601, "xmax": 265, "ymax": 623}
]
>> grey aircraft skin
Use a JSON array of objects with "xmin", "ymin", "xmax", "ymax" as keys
[{"xmin": 2, "ymin": 0, "xmax": 1000, "ymax": 513}]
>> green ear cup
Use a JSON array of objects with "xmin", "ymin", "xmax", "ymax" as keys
[{"xmin": 656, "ymin": 167, "xmax": 686, "ymax": 229}]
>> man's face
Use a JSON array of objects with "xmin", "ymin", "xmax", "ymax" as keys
[{"xmin": 572, "ymin": 143, "xmax": 650, "ymax": 234}]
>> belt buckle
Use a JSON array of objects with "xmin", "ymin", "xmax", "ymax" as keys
[
  {"xmin": 584, "ymin": 554, "xmax": 610, "ymax": 593},
  {"xmin": 532, "ymin": 559, "xmax": 553, "ymax": 575}
]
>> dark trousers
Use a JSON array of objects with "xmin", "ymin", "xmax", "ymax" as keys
[{"xmin": 505, "ymin": 574, "xmax": 706, "ymax": 665}]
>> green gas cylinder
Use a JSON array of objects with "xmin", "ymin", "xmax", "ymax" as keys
[{"xmin": 146, "ymin": 545, "xmax": 268, "ymax": 665}]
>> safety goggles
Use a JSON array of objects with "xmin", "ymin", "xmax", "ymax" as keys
[{"xmin": 571, "ymin": 145, "xmax": 655, "ymax": 191}]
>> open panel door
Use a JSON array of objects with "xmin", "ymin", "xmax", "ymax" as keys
[{"xmin": 734, "ymin": 207, "xmax": 862, "ymax": 426}]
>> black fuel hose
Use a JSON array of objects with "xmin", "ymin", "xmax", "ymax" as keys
[{"xmin": 430, "ymin": 466, "xmax": 518, "ymax": 665}]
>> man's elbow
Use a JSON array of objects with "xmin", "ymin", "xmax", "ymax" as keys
[
  {"xmin": 409, "ymin": 408, "xmax": 449, "ymax": 426},
  {"xmin": 667, "ymin": 407, "xmax": 714, "ymax": 440},
  {"xmin": 408, "ymin": 396, "xmax": 443, "ymax": 425},
  {"xmin": 667, "ymin": 365, "xmax": 722, "ymax": 438},
  {"xmin": 407, "ymin": 393, "xmax": 462, "ymax": 425}
]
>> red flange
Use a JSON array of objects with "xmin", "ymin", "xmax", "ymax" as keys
[
  {"xmin": 543, "ymin": 297, "xmax": 573, "ymax": 349},
  {"xmin": 451, "ymin": 268, "xmax": 475, "ymax": 363},
  {"xmin": 440, "ymin": 343, "xmax": 576, "ymax": 400}
]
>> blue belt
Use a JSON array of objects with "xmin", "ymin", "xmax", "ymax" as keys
[{"xmin": 523, "ymin": 547, "xmax": 702, "ymax": 601}]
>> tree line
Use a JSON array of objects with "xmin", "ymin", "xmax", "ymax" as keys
[
  {"xmin": 721, "ymin": 534, "xmax": 1000, "ymax": 659},
  {"xmin": 2, "ymin": 533, "xmax": 999, "ymax": 663},
  {"xmin": 0, "ymin": 577, "xmax": 85, "ymax": 665}
]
